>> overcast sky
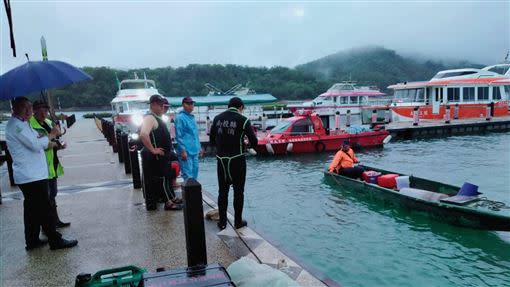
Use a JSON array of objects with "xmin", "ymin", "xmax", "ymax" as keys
[{"xmin": 1, "ymin": 1, "xmax": 509, "ymax": 73}]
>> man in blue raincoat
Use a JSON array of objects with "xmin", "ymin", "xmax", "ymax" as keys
[{"xmin": 175, "ymin": 96, "xmax": 202, "ymax": 180}]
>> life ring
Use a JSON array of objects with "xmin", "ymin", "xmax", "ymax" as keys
[{"xmin": 315, "ymin": 141, "xmax": 325, "ymax": 152}]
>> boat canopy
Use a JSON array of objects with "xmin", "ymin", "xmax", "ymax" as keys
[{"xmin": 165, "ymin": 94, "xmax": 277, "ymax": 107}]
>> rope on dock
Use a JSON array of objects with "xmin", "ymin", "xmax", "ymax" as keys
[{"xmin": 94, "ymin": 117, "xmax": 103, "ymax": 132}]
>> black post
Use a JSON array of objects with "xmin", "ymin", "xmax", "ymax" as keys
[
  {"xmin": 5, "ymin": 146, "xmax": 15, "ymax": 186},
  {"xmin": 182, "ymin": 179, "xmax": 207, "ymax": 268},
  {"xmin": 116, "ymin": 129, "xmax": 124, "ymax": 163},
  {"xmin": 130, "ymin": 142, "xmax": 141, "ymax": 188},
  {"xmin": 121, "ymin": 133, "xmax": 131, "ymax": 174}
]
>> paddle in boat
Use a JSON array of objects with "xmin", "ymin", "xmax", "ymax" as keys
[
  {"xmin": 324, "ymin": 165, "xmax": 510, "ymax": 231},
  {"xmin": 254, "ymin": 110, "xmax": 391, "ymax": 155}
]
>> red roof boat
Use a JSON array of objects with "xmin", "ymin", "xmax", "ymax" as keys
[{"xmin": 254, "ymin": 111, "xmax": 391, "ymax": 155}]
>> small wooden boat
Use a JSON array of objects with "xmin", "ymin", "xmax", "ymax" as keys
[{"xmin": 324, "ymin": 165, "xmax": 510, "ymax": 231}]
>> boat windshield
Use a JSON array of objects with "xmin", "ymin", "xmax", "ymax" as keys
[
  {"xmin": 314, "ymin": 95, "xmax": 333, "ymax": 103},
  {"xmin": 120, "ymin": 81, "xmax": 155, "ymax": 90},
  {"xmin": 270, "ymin": 120, "xmax": 293, "ymax": 134}
]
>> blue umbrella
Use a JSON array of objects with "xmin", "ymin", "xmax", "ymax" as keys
[{"xmin": 0, "ymin": 60, "xmax": 92, "ymax": 100}]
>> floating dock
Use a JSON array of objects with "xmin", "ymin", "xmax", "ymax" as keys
[
  {"xmin": 0, "ymin": 118, "xmax": 330, "ymax": 286},
  {"xmin": 386, "ymin": 116, "xmax": 510, "ymax": 140}
]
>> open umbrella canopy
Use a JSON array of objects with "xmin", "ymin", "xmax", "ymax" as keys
[{"xmin": 0, "ymin": 60, "xmax": 92, "ymax": 100}]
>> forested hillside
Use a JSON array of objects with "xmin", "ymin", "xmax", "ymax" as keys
[{"xmin": 0, "ymin": 47, "xmax": 483, "ymax": 110}]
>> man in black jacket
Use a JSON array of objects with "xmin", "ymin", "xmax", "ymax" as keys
[{"xmin": 210, "ymin": 97, "xmax": 258, "ymax": 230}]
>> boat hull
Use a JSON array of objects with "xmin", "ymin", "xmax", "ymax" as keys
[
  {"xmin": 391, "ymin": 101, "xmax": 509, "ymax": 121},
  {"xmin": 324, "ymin": 168, "xmax": 510, "ymax": 231},
  {"xmin": 255, "ymin": 130, "xmax": 389, "ymax": 155}
]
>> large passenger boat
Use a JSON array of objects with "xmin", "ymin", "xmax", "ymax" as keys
[
  {"xmin": 111, "ymin": 76, "xmax": 162, "ymax": 132},
  {"xmin": 287, "ymin": 82, "xmax": 388, "ymax": 116},
  {"xmin": 388, "ymin": 64, "xmax": 510, "ymax": 121}
]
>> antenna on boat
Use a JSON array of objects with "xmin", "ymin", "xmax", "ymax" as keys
[
  {"xmin": 205, "ymin": 83, "xmax": 223, "ymax": 95},
  {"xmin": 504, "ymin": 50, "xmax": 509, "ymax": 63}
]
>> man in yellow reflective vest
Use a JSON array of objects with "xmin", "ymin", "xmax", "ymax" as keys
[{"xmin": 29, "ymin": 101, "xmax": 70, "ymax": 228}]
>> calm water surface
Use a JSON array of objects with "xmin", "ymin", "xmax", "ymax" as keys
[{"xmin": 198, "ymin": 133, "xmax": 510, "ymax": 287}]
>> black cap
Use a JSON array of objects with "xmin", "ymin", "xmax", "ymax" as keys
[
  {"xmin": 33, "ymin": 100, "xmax": 50, "ymax": 109},
  {"xmin": 343, "ymin": 140, "xmax": 350, "ymax": 146},
  {"xmin": 228, "ymin": 97, "xmax": 244, "ymax": 108},
  {"xmin": 182, "ymin": 96, "xmax": 195, "ymax": 104},
  {"xmin": 149, "ymin": 94, "xmax": 165, "ymax": 104}
]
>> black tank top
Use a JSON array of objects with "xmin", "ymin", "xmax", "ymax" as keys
[{"xmin": 149, "ymin": 114, "xmax": 172, "ymax": 158}]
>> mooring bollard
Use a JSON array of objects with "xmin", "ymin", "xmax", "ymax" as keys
[
  {"xmin": 335, "ymin": 111, "xmax": 340, "ymax": 130},
  {"xmin": 454, "ymin": 104, "xmax": 459, "ymax": 120},
  {"xmin": 444, "ymin": 105, "xmax": 451, "ymax": 124},
  {"xmin": 384, "ymin": 107, "xmax": 391, "ymax": 124},
  {"xmin": 3, "ymin": 144, "xmax": 15, "ymax": 186},
  {"xmin": 116, "ymin": 129, "xmax": 124, "ymax": 163},
  {"xmin": 486, "ymin": 103, "xmax": 492, "ymax": 121},
  {"xmin": 129, "ymin": 140, "xmax": 141, "ymax": 189},
  {"xmin": 346, "ymin": 110, "xmax": 351, "ymax": 127},
  {"xmin": 121, "ymin": 133, "xmax": 131, "ymax": 174},
  {"xmin": 413, "ymin": 106, "xmax": 419, "ymax": 126},
  {"xmin": 108, "ymin": 122, "xmax": 115, "ymax": 147},
  {"xmin": 182, "ymin": 179, "xmax": 207, "ymax": 268},
  {"xmin": 261, "ymin": 113, "xmax": 268, "ymax": 131}
]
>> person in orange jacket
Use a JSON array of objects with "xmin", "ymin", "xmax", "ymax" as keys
[{"xmin": 328, "ymin": 140, "xmax": 364, "ymax": 179}]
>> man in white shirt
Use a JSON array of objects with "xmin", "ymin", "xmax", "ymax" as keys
[{"xmin": 6, "ymin": 97, "xmax": 77, "ymax": 251}]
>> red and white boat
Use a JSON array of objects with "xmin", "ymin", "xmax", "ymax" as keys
[
  {"xmin": 287, "ymin": 82, "xmax": 387, "ymax": 115},
  {"xmin": 254, "ymin": 111, "xmax": 391, "ymax": 156},
  {"xmin": 111, "ymin": 76, "xmax": 165, "ymax": 132},
  {"xmin": 388, "ymin": 64, "xmax": 510, "ymax": 121}
]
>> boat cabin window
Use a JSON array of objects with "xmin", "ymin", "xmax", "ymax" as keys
[
  {"xmin": 463, "ymin": 87, "xmax": 475, "ymax": 101},
  {"xmin": 432, "ymin": 71, "xmax": 477, "ymax": 79},
  {"xmin": 493, "ymin": 87, "xmax": 502, "ymax": 100},
  {"xmin": 416, "ymin": 89, "xmax": 425, "ymax": 102},
  {"xmin": 290, "ymin": 118, "xmax": 313, "ymax": 134},
  {"xmin": 129, "ymin": 101, "xmax": 150, "ymax": 112},
  {"xmin": 120, "ymin": 81, "xmax": 155, "ymax": 90},
  {"xmin": 349, "ymin": 96, "xmax": 358, "ymax": 104},
  {"xmin": 116, "ymin": 103, "xmax": 124, "ymax": 113},
  {"xmin": 504, "ymin": 86, "xmax": 510, "ymax": 99},
  {"xmin": 270, "ymin": 120, "xmax": 293, "ymax": 134},
  {"xmin": 339, "ymin": 97, "xmax": 348, "ymax": 104},
  {"xmin": 487, "ymin": 66, "xmax": 510, "ymax": 75},
  {"xmin": 359, "ymin": 96, "xmax": 368, "ymax": 104},
  {"xmin": 394, "ymin": 88, "xmax": 425, "ymax": 103},
  {"xmin": 447, "ymin": 87, "xmax": 460, "ymax": 102},
  {"xmin": 477, "ymin": 87, "xmax": 489, "ymax": 100},
  {"xmin": 314, "ymin": 95, "xmax": 333, "ymax": 105}
]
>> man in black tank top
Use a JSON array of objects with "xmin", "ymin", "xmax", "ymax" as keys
[
  {"xmin": 139, "ymin": 95, "xmax": 181, "ymax": 211},
  {"xmin": 210, "ymin": 97, "xmax": 258, "ymax": 230}
]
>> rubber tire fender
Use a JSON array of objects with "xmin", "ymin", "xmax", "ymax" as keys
[{"xmin": 315, "ymin": 141, "xmax": 325, "ymax": 152}]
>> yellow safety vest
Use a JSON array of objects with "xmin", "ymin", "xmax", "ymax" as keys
[{"xmin": 29, "ymin": 116, "xmax": 64, "ymax": 179}]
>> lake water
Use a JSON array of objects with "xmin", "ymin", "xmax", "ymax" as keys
[{"xmin": 197, "ymin": 132, "xmax": 510, "ymax": 287}]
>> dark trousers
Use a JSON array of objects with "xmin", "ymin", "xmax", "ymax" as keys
[
  {"xmin": 48, "ymin": 177, "xmax": 59, "ymax": 224},
  {"xmin": 18, "ymin": 179, "xmax": 61, "ymax": 246},
  {"xmin": 339, "ymin": 166, "xmax": 364, "ymax": 179},
  {"xmin": 217, "ymin": 156, "xmax": 246, "ymax": 225},
  {"xmin": 141, "ymin": 151, "xmax": 175, "ymax": 206}
]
